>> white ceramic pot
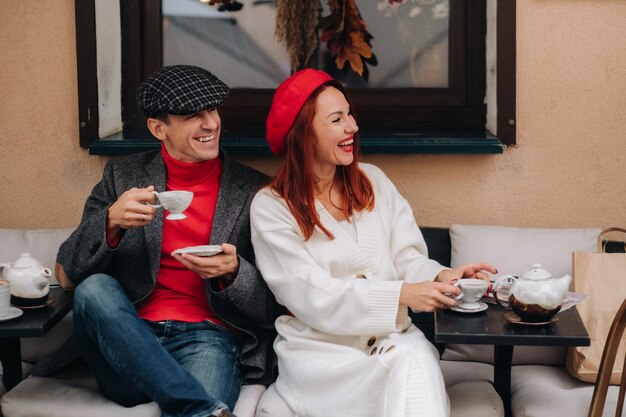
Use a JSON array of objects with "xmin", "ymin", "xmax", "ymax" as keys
[{"xmin": 0, "ymin": 253, "xmax": 51, "ymax": 306}]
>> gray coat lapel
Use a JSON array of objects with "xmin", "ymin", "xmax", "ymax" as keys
[
  {"xmin": 143, "ymin": 152, "xmax": 166, "ymax": 282},
  {"xmin": 211, "ymin": 152, "xmax": 248, "ymax": 245}
]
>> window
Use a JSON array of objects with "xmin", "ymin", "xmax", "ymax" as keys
[{"xmin": 76, "ymin": 0, "xmax": 515, "ymax": 155}]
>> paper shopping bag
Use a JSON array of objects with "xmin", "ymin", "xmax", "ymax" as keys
[{"xmin": 566, "ymin": 228, "xmax": 626, "ymax": 385}]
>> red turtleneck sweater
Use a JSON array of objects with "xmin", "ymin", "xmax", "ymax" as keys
[{"xmin": 137, "ymin": 145, "xmax": 227, "ymax": 326}]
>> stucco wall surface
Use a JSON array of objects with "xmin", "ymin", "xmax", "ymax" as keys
[
  {"xmin": 1, "ymin": 0, "xmax": 624, "ymax": 231},
  {"xmin": 0, "ymin": 0, "xmax": 108, "ymax": 229}
]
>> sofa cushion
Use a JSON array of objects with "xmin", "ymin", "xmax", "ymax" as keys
[
  {"xmin": 439, "ymin": 359, "xmax": 493, "ymax": 386},
  {"xmin": 449, "ymin": 224, "xmax": 599, "ymax": 280},
  {"xmin": 444, "ymin": 225, "xmax": 599, "ymax": 366},
  {"xmin": 442, "ymin": 344, "xmax": 568, "ymax": 367},
  {"xmin": 448, "ymin": 381, "xmax": 504, "ymax": 417},
  {"xmin": 0, "ymin": 228, "xmax": 74, "ymax": 286},
  {"xmin": 511, "ymin": 365, "xmax": 625, "ymax": 417},
  {"xmin": 0, "ymin": 377, "xmax": 160, "ymax": 417},
  {"xmin": 1, "ymin": 374, "xmax": 265, "ymax": 417}
]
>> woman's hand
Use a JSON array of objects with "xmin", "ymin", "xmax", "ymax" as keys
[
  {"xmin": 399, "ymin": 281, "xmax": 460, "ymax": 312},
  {"xmin": 171, "ymin": 243, "xmax": 240, "ymax": 282},
  {"xmin": 399, "ymin": 263, "xmax": 497, "ymax": 312},
  {"xmin": 436, "ymin": 263, "xmax": 497, "ymax": 286}
]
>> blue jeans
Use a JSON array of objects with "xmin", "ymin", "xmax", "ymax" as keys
[{"xmin": 73, "ymin": 274, "xmax": 240, "ymax": 417}]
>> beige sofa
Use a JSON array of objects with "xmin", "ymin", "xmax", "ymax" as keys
[{"xmin": 1, "ymin": 225, "xmax": 623, "ymax": 417}]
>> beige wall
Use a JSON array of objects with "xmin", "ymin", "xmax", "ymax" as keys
[{"xmin": 1, "ymin": 0, "xmax": 625, "ymax": 230}]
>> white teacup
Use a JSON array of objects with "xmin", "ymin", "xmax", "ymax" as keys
[
  {"xmin": 454, "ymin": 279, "xmax": 489, "ymax": 310},
  {"xmin": 0, "ymin": 279, "xmax": 11, "ymax": 318},
  {"xmin": 150, "ymin": 191, "xmax": 193, "ymax": 220}
]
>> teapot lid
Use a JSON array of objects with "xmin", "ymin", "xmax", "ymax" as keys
[
  {"xmin": 521, "ymin": 263, "xmax": 552, "ymax": 281},
  {"xmin": 12, "ymin": 253, "xmax": 43, "ymax": 268}
]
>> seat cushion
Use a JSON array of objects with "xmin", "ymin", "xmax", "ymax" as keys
[
  {"xmin": 0, "ymin": 377, "xmax": 160, "ymax": 417},
  {"xmin": 1, "ymin": 373, "xmax": 265, "ymax": 417},
  {"xmin": 511, "ymin": 365, "xmax": 625, "ymax": 417},
  {"xmin": 256, "ymin": 361, "xmax": 503, "ymax": 417},
  {"xmin": 448, "ymin": 381, "xmax": 504, "ymax": 417},
  {"xmin": 441, "ymin": 360, "xmax": 504, "ymax": 417}
]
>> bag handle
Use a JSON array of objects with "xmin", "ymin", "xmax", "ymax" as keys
[{"xmin": 597, "ymin": 227, "xmax": 626, "ymax": 253}]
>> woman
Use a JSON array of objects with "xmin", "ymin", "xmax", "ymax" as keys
[{"xmin": 250, "ymin": 69, "xmax": 496, "ymax": 417}]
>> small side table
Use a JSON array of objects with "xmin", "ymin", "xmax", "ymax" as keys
[
  {"xmin": 0, "ymin": 287, "xmax": 73, "ymax": 390},
  {"xmin": 435, "ymin": 304, "xmax": 590, "ymax": 417}
]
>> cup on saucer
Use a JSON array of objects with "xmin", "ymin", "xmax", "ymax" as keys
[{"xmin": 454, "ymin": 279, "xmax": 489, "ymax": 310}]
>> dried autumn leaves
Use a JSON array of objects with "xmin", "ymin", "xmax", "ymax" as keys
[
  {"xmin": 275, "ymin": 0, "xmax": 377, "ymax": 80},
  {"xmin": 320, "ymin": 0, "xmax": 377, "ymax": 79}
]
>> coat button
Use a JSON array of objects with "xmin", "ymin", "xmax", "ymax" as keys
[
  {"xmin": 370, "ymin": 347, "xmax": 377, "ymax": 355},
  {"xmin": 367, "ymin": 336, "xmax": 376, "ymax": 347}
]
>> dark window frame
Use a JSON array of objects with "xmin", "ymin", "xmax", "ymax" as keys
[{"xmin": 76, "ymin": 0, "xmax": 515, "ymax": 153}]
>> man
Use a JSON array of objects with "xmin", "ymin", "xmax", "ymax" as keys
[{"xmin": 56, "ymin": 65, "xmax": 282, "ymax": 417}]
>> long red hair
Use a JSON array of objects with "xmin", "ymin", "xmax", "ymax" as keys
[{"xmin": 269, "ymin": 80, "xmax": 375, "ymax": 240}]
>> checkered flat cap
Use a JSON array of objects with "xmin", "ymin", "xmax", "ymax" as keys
[{"xmin": 137, "ymin": 65, "xmax": 230, "ymax": 118}]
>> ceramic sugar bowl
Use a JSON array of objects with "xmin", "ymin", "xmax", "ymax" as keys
[
  {"xmin": 0, "ymin": 253, "xmax": 51, "ymax": 307},
  {"xmin": 493, "ymin": 263, "xmax": 571, "ymax": 323}
]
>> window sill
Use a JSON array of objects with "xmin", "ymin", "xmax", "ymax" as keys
[{"xmin": 88, "ymin": 129, "xmax": 505, "ymax": 156}]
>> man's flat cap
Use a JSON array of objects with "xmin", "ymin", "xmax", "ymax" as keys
[{"xmin": 137, "ymin": 65, "xmax": 230, "ymax": 118}]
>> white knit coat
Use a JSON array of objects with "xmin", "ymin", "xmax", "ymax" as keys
[{"xmin": 250, "ymin": 163, "xmax": 450, "ymax": 417}]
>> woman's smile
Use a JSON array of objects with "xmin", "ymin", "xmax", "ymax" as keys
[{"xmin": 338, "ymin": 136, "xmax": 354, "ymax": 152}]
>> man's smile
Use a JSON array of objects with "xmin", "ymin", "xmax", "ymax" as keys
[{"xmin": 195, "ymin": 134, "xmax": 215, "ymax": 143}]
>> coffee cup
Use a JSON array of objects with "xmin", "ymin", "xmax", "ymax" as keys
[
  {"xmin": 454, "ymin": 279, "xmax": 489, "ymax": 310},
  {"xmin": 149, "ymin": 191, "xmax": 193, "ymax": 220},
  {"xmin": 0, "ymin": 279, "xmax": 11, "ymax": 318}
]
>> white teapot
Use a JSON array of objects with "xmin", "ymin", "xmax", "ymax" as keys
[
  {"xmin": 0, "ymin": 253, "xmax": 51, "ymax": 307},
  {"xmin": 493, "ymin": 263, "xmax": 571, "ymax": 322}
]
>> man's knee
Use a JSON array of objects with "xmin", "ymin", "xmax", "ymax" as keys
[{"xmin": 74, "ymin": 273, "xmax": 122, "ymax": 316}]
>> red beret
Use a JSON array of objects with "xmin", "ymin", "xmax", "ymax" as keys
[{"xmin": 266, "ymin": 69, "xmax": 333, "ymax": 156}]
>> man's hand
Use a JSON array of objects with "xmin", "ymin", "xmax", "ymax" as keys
[
  {"xmin": 107, "ymin": 186, "xmax": 157, "ymax": 239},
  {"xmin": 171, "ymin": 243, "xmax": 240, "ymax": 282}
]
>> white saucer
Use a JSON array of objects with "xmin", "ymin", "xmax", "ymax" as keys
[
  {"xmin": 174, "ymin": 245, "xmax": 223, "ymax": 257},
  {"xmin": 451, "ymin": 302, "xmax": 488, "ymax": 313},
  {"xmin": 0, "ymin": 307, "xmax": 24, "ymax": 322}
]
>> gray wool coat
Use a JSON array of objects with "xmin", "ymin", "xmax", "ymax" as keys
[{"xmin": 46, "ymin": 149, "xmax": 284, "ymax": 385}]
